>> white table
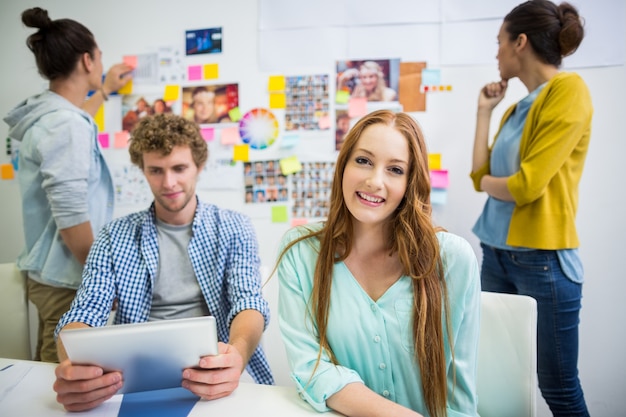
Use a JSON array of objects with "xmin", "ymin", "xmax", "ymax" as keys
[{"xmin": 0, "ymin": 358, "xmax": 341, "ymax": 416}]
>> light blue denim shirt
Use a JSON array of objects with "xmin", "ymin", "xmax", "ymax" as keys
[
  {"xmin": 278, "ymin": 224, "xmax": 481, "ymax": 416},
  {"xmin": 4, "ymin": 90, "xmax": 114, "ymax": 289}
]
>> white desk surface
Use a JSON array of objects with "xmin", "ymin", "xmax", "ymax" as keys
[{"xmin": 0, "ymin": 358, "xmax": 342, "ymax": 417}]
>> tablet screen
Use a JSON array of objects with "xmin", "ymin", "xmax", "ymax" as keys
[{"xmin": 59, "ymin": 316, "xmax": 219, "ymax": 393}]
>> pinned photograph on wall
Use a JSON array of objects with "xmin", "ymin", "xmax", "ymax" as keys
[
  {"xmin": 121, "ymin": 93, "xmax": 179, "ymax": 132},
  {"xmin": 182, "ymin": 83, "xmax": 239, "ymax": 125},
  {"xmin": 185, "ymin": 27, "xmax": 222, "ymax": 56},
  {"xmin": 335, "ymin": 110, "xmax": 353, "ymax": 152},
  {"xmin": 284, "ymin": 75, "xmax": 329, "ymax": 132},
  {"xmin": 336, "ymin": 59, "xmax": 400, "ymax": 102}
]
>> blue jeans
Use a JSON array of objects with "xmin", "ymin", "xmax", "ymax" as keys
[{"xmin": 480, "ymin": 243, "xmax": 590, "ymax": 417}]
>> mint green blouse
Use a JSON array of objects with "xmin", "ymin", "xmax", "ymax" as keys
[{"xmin": 278, "ymin": 224, "xmax": 481, "ymax": 416}]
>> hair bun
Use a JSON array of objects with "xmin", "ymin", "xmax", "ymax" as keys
[
  {"xmin": 557, "ymin": 2, "xmax": 584, "ymax": 57},
  {"xmin": 21, "ymin": 7, "xmax": 52, "ymax": 30}
]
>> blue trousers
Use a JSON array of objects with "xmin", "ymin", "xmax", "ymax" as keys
[{"xmin": 480, "ymin": 243, "xmax": 590, "ymax": 417}]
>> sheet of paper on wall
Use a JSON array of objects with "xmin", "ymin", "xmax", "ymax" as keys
[
  {"xmin": 158, "ymin": 46, "xmax": 185, "ymax": 83},
  {"xmin": 126, "ymin": 53, "xmax": 159, "ymax": 85},
  {"xmin": 107, "ymin": 161, "xmax": 152, "ymax": 209},
  {"xmin": 198, "ymin": 159, "xmax": 241, "ymax": 190}
]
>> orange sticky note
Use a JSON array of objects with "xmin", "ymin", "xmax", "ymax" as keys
[
  {"xmin": 268, "ymin": 75, "xmax": 286, "ymax": 92},
  {"xmin": 233, "ymin": 144, "xmax": 249, "ymax": 162},
  {"xmin": 94, "ymin": 104, "xmax": 105, "ymax": 132},
  {"xmin": 220, "ymin": 126, "xmax": 240, "ymax": 145},
  {"xmin": 348, "ymin": 97, "xmax": 367, "ymax": 118},
  {"xmin": 118, "ymin": 79, "xmax": 133, "ymax": 95},
  {"xmin": 163, "ymin": 85, "xmax": 179, "ymax": 101},
  {"xmin": 428, "ymin": 153, "xmax": 442, "ymax": 170},
  {"xmin": 279, "ymin": 155, "xmax": 302, "ymax": 176},
  {"xmin": 0, "ymin": 164, "xmax": 15, "ymax": 180},
  {"xmin": 203, "ymin": 64, "xmax": 219, "ymax": 79},
  {"xmin": 114, "ymin": 131, "xmax": 131, "ymax": 148},
  {"xmin": 269, "ymin": 93, "xmax": 286, "ymax": 109},
  {"xmin": 123, "ymin": 55, "xmax": 137, "ymax": 69},
  {"xmin": 228, "ymin": 107, "xmax": 242, "ymax": 122}
]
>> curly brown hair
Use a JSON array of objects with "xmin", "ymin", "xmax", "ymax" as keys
[{"xmin": 128, "ymin": 113, "xmax": 208, "ymax": 169}]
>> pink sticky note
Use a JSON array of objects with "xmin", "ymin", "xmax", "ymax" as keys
[
  {"xmin": 200, "ymin": 127, "xmax": 215, "ymax": 141},
  {"xmin": 317, "ymin": 115, "xmax": 331, "ymax": 129},
  {"xmin": 123, "ymin": 55, "xmax": 137, "ymax": 69},
  {"xmin": 188, "ymin": 65, "xmax": 202, "ymax": 81},
  {"xmin": 291, "ymin": 218, "xmax": 308, "ymax": 227},
  {"xmin": 430, "ymin": 169, "xmax": 449, "ymax": 189},
  {"xmin": 114, "ymin": 131, "xmax": 130, "ymax": 148},
  {"xmin": 98, "ymin": 133, "xmax": 110, "ymax": 148},
  {"xmin": 348, "ymin": 97, "xmax": 367, "ymax": 118},
  {"xmin": 220, "ymin": 126, "xmax": 240, "ymax": 145}
]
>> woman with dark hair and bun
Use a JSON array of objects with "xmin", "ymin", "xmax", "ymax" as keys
[
  {"xmin": 3, "ymin": 7, "xmax": 132, "ymax": 363},
  {"xmin": 470, "ymin": 1, "xmax": 592, "ymax": 415}
]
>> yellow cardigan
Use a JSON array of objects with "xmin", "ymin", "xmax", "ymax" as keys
[{"xmin": 471, "ymin": 72, "xmax": 593, "ymax": 249}]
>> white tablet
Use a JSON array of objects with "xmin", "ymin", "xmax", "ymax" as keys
[{"xmin": 59, "ymin": 316, "xmax": 219, "ymax": 394}]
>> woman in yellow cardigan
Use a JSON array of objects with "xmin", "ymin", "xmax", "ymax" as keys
[{"xmin": 470, "ymin": 1, "xmax": 592, "ymax": 416}]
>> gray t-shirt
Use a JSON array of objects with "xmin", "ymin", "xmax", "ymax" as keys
[{"xmin": 149, "ymin": 218, "xmax": 210, "ymax": 320}]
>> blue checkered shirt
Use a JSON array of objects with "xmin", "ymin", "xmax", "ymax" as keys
[{"xmin": 56, "ymin": 198, "xmax": 274, "ymax": 385}]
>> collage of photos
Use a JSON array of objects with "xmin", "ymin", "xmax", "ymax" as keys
[
  {"xmin": 244, "ymin": 160, "xmax": 288, "ymax": 204},
  {"xmin": 182, "ymin": 83, "xmax": 239, "ymax": 125},
  {"xmin": 291, "ymin": 161, "xmax": 335, "ymax": 219},
  {"xmin": 284, "ymin": 75, "xmax": 330, "ymax": 132}
]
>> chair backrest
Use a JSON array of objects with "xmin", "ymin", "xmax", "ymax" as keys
[
  {"xmin": 477, "ymin": 291, "xmax": 537, "ymax": 417},
  {"xmin": 0, "ymin": 262, "xmax": 31, "ymax": 359}
]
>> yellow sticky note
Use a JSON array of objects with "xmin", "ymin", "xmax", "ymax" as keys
[
  {"xmin": 228, "ymin": 107, "xmax": 242, "ymax": 122},
  {"xmin": 428, "ymin": 153, "xmax": 442, "ymax": 170},
  {"xmin": 203, "ymin": 64, "xmax": 219, "ymax": 79},
  {"xmin": 269, "ymin": 93, "xmax": 286, "ymax": 109},
  {"xmin": 94, "ymin": 104, "xmax": 105, "ymax": 132},
  {"xmin": 1, "ymin": 164, "xmax": 15, "ymax": 180},
  {"xmin": 268, "ymin": 75, "xmax": 286, "ymax": 92},
  {"xmin": 335, "ymin": 90, "xmax": 350, "ymax": 104},
  {"xmin": 271, "ymin": 206, "xmax": 288, "ymax": 223},
  {"xmin": 163, "ymin": 85, "xmax": 179, "ymax": 101},
  {"xmin": 233, "ymin": 144, "xmax": 249, "ymax": 162},
  {"xmin": 118, "ymin": 79, "xmax": 133, "ymax": 95},
  {"xmin": 279, "ymin": 155, "xmax": 302, "ymax": 176}
]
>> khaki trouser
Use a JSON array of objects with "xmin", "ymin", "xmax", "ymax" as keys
[{"xmin": 26, "ymin": 278, "xmax": 76, "ymax": 363}]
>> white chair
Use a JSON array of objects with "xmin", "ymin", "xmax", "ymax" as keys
[
  {"xmin": 0, "ymin": 262, "xmax": 31, "ymax": 359},
  {"xmin": 477, "ymin": 291, "xmax": 538, "ymax": 417}
]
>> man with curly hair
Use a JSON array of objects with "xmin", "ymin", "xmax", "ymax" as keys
[{"xmin": 52, "ymin": 113, "xmax": 273, "ymax": 412}]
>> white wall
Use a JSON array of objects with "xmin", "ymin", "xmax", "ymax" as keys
[{"xmin": 0, "ymin": 1, "xmax": 624, "ymax": 415}]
